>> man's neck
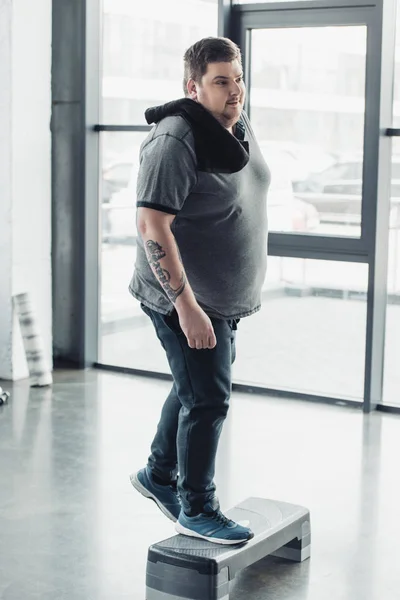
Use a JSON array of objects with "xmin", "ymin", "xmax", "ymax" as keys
[
  {"xmin": 222, "ymin": 121, "xmax": 237, "ymax": 136},
  {"xmin": 209, "ymin": 110, "xmax": 237, "ymax": 133}
]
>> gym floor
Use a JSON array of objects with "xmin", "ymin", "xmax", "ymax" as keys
[{"xmin": 0, "ymin": 369, "xmax": 399, "ymax": 600}]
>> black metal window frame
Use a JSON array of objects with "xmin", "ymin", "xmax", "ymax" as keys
[{"xmin": 86, "ymin": 0, "xmax": 400, "ymax": 414}]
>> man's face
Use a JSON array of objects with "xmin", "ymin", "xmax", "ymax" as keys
[{"xmin": 187, "ymin": 60, "xmax": 246, "ymax": 131}]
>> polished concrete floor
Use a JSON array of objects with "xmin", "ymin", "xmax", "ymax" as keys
[{"xmin": 0, "ymin": 369, "xmax": 399, "ymax": 600}]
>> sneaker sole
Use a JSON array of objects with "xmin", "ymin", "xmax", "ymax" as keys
[
  {"xmin": 175, "ymin": 522, "xmax": 254, "ymax": 545},
  {"xmin": 130, "ymin": 473, "xmax": 178, "ymax": 523}
]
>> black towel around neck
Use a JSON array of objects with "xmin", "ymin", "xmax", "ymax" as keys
[{"xmin": 145, "ymin": 98, "xmax": 249, "ymax": 174}]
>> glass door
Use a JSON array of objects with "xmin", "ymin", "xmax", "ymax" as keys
[
  {"xmin": 230, "ymin": 2, "xmax": 390, "ymax": 405},
  {"xmin": 382, "ymin": 5, "xmax": 400, "ymax": 409}
]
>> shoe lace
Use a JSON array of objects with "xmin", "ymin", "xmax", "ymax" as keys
[{"xmin": 210, "ymin": 510, "xmax": 232, "ymax": 527}]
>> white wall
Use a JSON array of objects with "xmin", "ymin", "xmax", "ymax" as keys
[
  {"xmin": 0, "ymin": 0, "xmax": 14, "ymax": 379},
  {"xmin": 0, "ymin": 0, "xmax": 52, "ymax": 380}
]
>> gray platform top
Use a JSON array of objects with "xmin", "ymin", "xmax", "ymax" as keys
[{"xmin": 148, "ymin": 497, "xmax": 310, "ymax": 576}]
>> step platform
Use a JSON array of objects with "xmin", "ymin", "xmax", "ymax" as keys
[{"xmin": 146, "ymin": 497, "xmax": 311, "ymax": 600}]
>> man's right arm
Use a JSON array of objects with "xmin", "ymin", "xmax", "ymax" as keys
[{"xmin": 137, "ymin": 207, "xmax": 217, "ymax": 350}]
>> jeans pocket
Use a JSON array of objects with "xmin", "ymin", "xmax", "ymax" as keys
[
  {"xmin": 140, "ymin": 302, "xmax": 151, "ymax": 316},
  {"xmin": 140, "ymin": 303, "xmax": 159, "ymax": 328}
]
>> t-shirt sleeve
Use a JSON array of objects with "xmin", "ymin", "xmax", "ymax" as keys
[{"xmin": 136, "ymin": 133, "xmax": 197, "ymax": 215}]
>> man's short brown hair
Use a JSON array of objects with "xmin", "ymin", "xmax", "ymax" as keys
[{"xmin": 183, "ymin": 37, "xmax": 242, "ymax": 95}]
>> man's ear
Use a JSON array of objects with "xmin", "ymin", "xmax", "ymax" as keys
[{"xmin": 187, "ymin": 78, "xmax": 198, "ymax": 100}]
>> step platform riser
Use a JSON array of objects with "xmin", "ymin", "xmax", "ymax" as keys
[
  {"xmin": 145, "ymin": 497, "xmax": 311, "ymax": 600},
  {"xmin": 147, "ymin": 590, "xmax": 229, "ymax": 600},
  {"xmin": 146, "ymin": 562, "xmax": 229, "ymax": 600}
]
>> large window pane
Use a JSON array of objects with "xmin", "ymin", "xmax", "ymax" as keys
[
  {"xmin": 100, "ymin": 0, "xmax": 218, "ymax": 363},
  {"xmin": 382, "ymin": 16, "xmax": 400, "ymax": 407},
  {"xmin": 250, "ymin": 26, "xmax": 366, "ymax": 237},
  {"xmin": 234, "ymin": 0, "xmax": 317, "ymax": 3},
  {"xmin": 100, "ymin": 131, "xmax": 148, "ymax": 361},
  {"xmin": 383, "ymin": 176, "xmax": 400, "ymax": 408},
  {"xmin": 101, "ymin": 0, "xmax": 218, "ymax": 124},
  {"xmin": 233, "ymin": 258, "xmax": 368, "ymax": 400}
]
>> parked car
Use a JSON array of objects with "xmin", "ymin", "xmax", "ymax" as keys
[
  {"xmin": 258, "ymin": 141, "xmax": 337, "ymax": 188},
  {"xmin": 293, "ymin": 154, "xmax": 400, "ymax": 219},
  {"xmin": 101, "ymin": 154, "xmax": 139, "ymax": 240},
  {"xmin": 263, "ymin": 156, "xmax": 320, "ymax": 233},
  {"xmin": 102, "ymin": 158, "xmax": 134, "ymax": 203}
]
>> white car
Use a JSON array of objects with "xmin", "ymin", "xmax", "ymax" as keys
[{"xmin": 264, "ymin": 155, "xmax": 320, "ymax": 233}]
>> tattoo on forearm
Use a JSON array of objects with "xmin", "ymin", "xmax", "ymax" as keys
[{"xmin": 145, "ymin": 240, "xmax": 187, "ymax": 302}]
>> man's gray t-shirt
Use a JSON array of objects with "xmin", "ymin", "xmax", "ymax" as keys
[{"xmin": 129, "ymin": 111, "xmax": 270, "ymax": 320}]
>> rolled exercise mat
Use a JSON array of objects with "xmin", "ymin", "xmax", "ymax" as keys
[{"xmin": 13, "ymin": 292, "xmax": 53, "ymax": 387}]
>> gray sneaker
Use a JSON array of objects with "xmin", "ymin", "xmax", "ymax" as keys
[{"xmin": 130, "ymin": 467, "xmax": 181, "ymax": 522}]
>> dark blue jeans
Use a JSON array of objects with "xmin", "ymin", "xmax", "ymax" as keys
[{"xmin": 140, "ymin": 303, "xmax": 238, "ymax": 514}]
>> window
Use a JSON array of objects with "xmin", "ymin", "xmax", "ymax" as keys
[
  {"xmin": 101, "ymin": 0, "xmax": 219, "ymax": 124},
  {"xmin": 99, "ymin": 0, "xmax": 219, "ymax": 361},
  {"xmin": 249, "ymin": 26, "xmax": 367, "ymax": 235},
  {"xmin": 233, "ymin": 258, "xmax": 368, "ymax": 400},
  {"xmin": 234, "ymin": 0, "xmax": 318, "ymax": 3}
]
